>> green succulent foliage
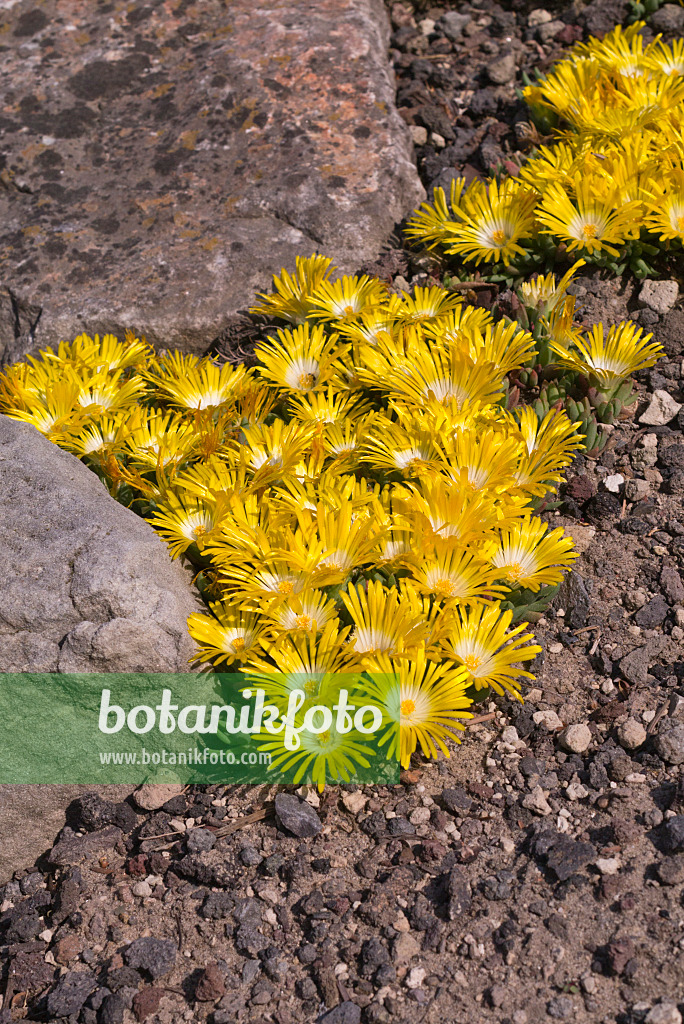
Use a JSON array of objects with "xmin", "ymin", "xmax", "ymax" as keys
[{"xmin": 500, "ymin": 583, "xmax": 562, "ymax": 624}]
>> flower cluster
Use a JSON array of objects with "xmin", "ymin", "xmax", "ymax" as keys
[
  {"xmin": 0, "ymin": 256, "xmax": 661, "ymax": 781},
  {"xmin": 406, "ymin": 23, "xmax": 684, "ymax": 273}
]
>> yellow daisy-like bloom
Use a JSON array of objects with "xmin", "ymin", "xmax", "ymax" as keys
[
  {"xmin": 512, "ymin": 408, "xmax": 585, "ymax": 495},
  {"xmin": 397, "ymin": 478, "xmax": 503, "ymax": 545},
  {"xmin": 363, "ymin": 649, "xmax": 473, "ymax": 768},
  {"xmin": 255, "ymin": 323, "xmax": 346, "ymax": 393},
  {"xmin": 445, "ymin": 179, "xmax": 538, "ymax": 266},
  {"xmin": 244, "ymin": 622, "xmax": 352, "ymax": 701},
  {"xmin": 188, "ymin": 602, "xmax": 266, "ymax": 666},
  {"xmin": 6, "ymin": 379, "xmax": 85, "ymax": 440},
  {"xmin": 520, "ymin": 260, "xmax": 586, "ymax": 316},
  {"xmin": 281, "ymin": 500, "xmax": 385, "ymax": 586},
  {"xmin": 550, "ymin": 320, "xmax": 664, "ymax": 390},
  {"xmin": 385, "ymin": 285, "xmax": 463, "ymax": 325},
  {"xmin": 537, "ymin": 178, "xmax": 642, "ymax": 257},
  {"xmin": 250, "ymin": 254, "xmax": 334, "ymax": 322},
  {"xmin": 489, "ymin": 518, "xmax": 579, "ymax": 592},
  {"xmin": 342, "ymin": 581, "xmax": 428, "ymax": 657},
  {"xmin": 42, "ymin": 332, "xmax": 153, "ymax": 373},
  {"xmin": 644, "ymin": 170, "xmax": 684, "ymax": 243},
  {"xmin": 120, "ymin": 408, "xmax": 198, "ymax": 470},
  {"xmin": 440, "ymin": 428, "xmax": 522, "ymax": 495},
  {"xmin": 308, "ymin": 275, "xmax": 388, "ymax": 322},
  {"xmin": 407, "ymin": 545, "xmax": 507, "ymax": 602},
  {"xmin": 264, "ymin": 590, "xmax": 337, "ymax": 635},
  {"xmin": 221, "ymin": 562, "xmax": 309, "ymax": 602},
  {"xmin": 444, "ymin": 603, "xmax": 542, "ymax": 699},
  {"xmin": 60, "ymin": 414, "xmax": 132, "ymax": 458},
  {"xmin": 148, "ymin": 495, "xmax": 226, "ymax": 559},
  {"xmin": 146, "ymin": 353, "xmax": 248, "ymax": 411},
  {"xmin": 360, "ymin": 419, "xmax": 443, "ymax": 476}
]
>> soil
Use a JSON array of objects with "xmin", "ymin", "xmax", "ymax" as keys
[{"xmin": 2, "ymin": 2, "xmax": 684, "ymax": 1023}]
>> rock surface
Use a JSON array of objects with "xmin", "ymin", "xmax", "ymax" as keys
[
  {"xmin": 0, "ymin": 414, "xmax": 198, "ymax": 879},
  {"xmin": 0, "ymin": 0, "xmax": 423, "ymax": 360},
  {"xmin": 0, "ymin": 415, "xmax": 199, "ymax": 672}
]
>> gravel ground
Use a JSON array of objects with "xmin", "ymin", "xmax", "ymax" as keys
[{"xmin": 2, "ymin": 2, "xmax": 684, "ymax": 1023}]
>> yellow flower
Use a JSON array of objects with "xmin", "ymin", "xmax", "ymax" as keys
[
  {"xmin": 443, "ymin": 603, "xmax": 542, "ymax": 699},
  {"xmin": 407, "ymin": 544, "xmax": 507, "ymax": 602},
  {"xmin": 490, "ymin": 518, "xmax": 578, "ymax": 592},
  {"xmin": 146, "ymin": 353, "xmax": 248, "ymax": 411},
  {"xmin": 363, "ymin": 649, "xmax": 473, "ymax": 768},
  {"xmin": 308, "ymin": 275, "xmax": 388, "ymax": 322},
  {"xmin": 342, "ymin": 581, "xmax": 428, "ymax": 657},
  {"xmin": 537, "ymin": 177, "xmax": 641, "ymax": 257},
  {"xmin": 188, "ymin": 602, "xmax": 267, "ymax": 666},
  {"xmin": 520, "ymin": 260, "xmax": 586, "ymax": 316},
  {"xmin": 264, "ymin": 590, "xmax": 338, "ymax": 635},
  {"xmin": 148, "ymin": 495, "xmax": 226, "ymax": 558},
  {"xmin": 385, "ymin": 285, "xmax": 462, "ymax": 324},
  {"xmin": 550, "ymin": 320, "xmax": 663, "ymax": 390},
  {"xmin": 255, "ymin": 323, "xmax": 346, "ymax": 393},
  {"xmin": 644, "ymin": 170, "xmax": 684, "ymax": 243},
  {"xmin": 250, "ymin": 254, "xmax": 335, "ymax": 322},
  {"xmin": 444, "ymin": 179, "xmax": 538, "ymax": 266}
]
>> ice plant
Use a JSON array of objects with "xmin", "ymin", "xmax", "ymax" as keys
[
  {"xmin": 0, "ymin": 233, "xmax": 662, "ymax": 784},
  {"xmin": 406, "ymin": 23, "xmax": 684, "ymax": 275}
]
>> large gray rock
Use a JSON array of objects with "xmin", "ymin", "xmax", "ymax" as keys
[
  {"xmin": 0, "ymin": 415, "xmax": 199, "ymax": 672},
  {"xmin": 0, "ymin": 0, "xmax": 424, "ymax": 360},
  {"xmin": 0, "ymin": 414, "xmax": 200, "ymax": 879}
]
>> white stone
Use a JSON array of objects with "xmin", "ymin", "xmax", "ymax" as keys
[
  {"xmin": 501, "ymin": 838, "xmax": 516, "ymax": 855},
  {"xmin": 640, "ymin": 390, "xmax": 682, "ymax": 426},
  {"xmin": 409, "ymin": 806, "xmax": 431, "ymax": 825},
  {"xmin": 645, "ymin": 1004, "xmax": 683, "ymax": 1024},
  {"xmin": 566, "ymin": 782, "xmax": 589, "ymax": 801},
  {"xmin": 625, "ymin": 478, "xmax": 651, "ymax": 501},
  {"xmin": 431, "ymin": 132, "xmax": 446, "ymax": 148},
  {"xmin": 549, "ymin": 642, "xmax": 563, "ymax": 654},
  {"xmin": 342, "ymin": 791, "xmax": 368, "ymax": 814},
  {"xmin": 522, "ymin": 786, "xmax": 552, "ymax": 816},
  {"xmin": 604, "ymin": 474, "xmax": 624, "ymax": 493},
  {"xmin": 133, "ymin": 783, "xmax": 184, "ymax": 811},
  {"xmin": 595, "ymin": 857, "xmax": 620, "ymax": 875},
  {"xmin": 405, "ymin": 967, "xmax": 427, "ymax": 989},
  {"xmin": 132, "ymin": 880, "xmax": 153, "ymax": 897},
  {"xmin": 419, "ymin": 17, "xmax": 435, "ymax": 34},
  {"xmin": 639, "ymin": 278, "xmax": 679, "ymax": 315},
  {"xmin": 533, "ymin": 710, "xmax": 563, "ymax": 731},
  {"xmin": 501, "ymin": 726, "xmax": 519, "ymax": 745},
  {"xmin": 168, "ymin": 818, "xmax": 186, "ymax": 833},
  {"xmin": 528, "ymin": 8, "xmax": 552, "ymax": 24},
  {"xmin": 617, "ymin": 718, "xmax": 647, "ymax": 750},
  {"xmin": 410, "ymin": 125, "xmax": 428, "ymax": 146},
  {"xmin": 560, "ymin": 723, "xmax": 592, "ymax": 753}
]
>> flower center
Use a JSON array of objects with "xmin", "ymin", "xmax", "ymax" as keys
[
  {"xmin": 582, "ymin": 223, "xmax": 598, "ymax": 239},
  {"xmin": 231, "ymin": 636, "xmax": 246, "ymax": 651},
  {"xmin": 298, "ymin": 372, "xmax": 316, "ymax": 389},
  {"xmin": 464, "ymin": 653, "xmax": 482, "ymax": 672},
  {"xmin": 277, "ymin": 580, "xmax": 294, "ymax": 594},
  {"xmin": 295, "ymin": 614, "xmax": 312, "ymax": 630},
  {"xmin": 506, "ymin": 561, "xmax": 525, "ymax": 580},
  {"xmin": 343, "ymin": 305, "xmax": 356, "ymax": 316},
  {"xmin": 491, "ymin": 229, "xmax": 507, "ymax": 246},
  {"xmin": 434, "ymin": 578, "xmax": 458, "ymax": 598},
  {"xmin": 677, "ymin": 214, "xmax": 684, "ymax": 232},
  {"xmin": 401, "ymin": 698, "xmax": 416, "ymax": 717}
]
